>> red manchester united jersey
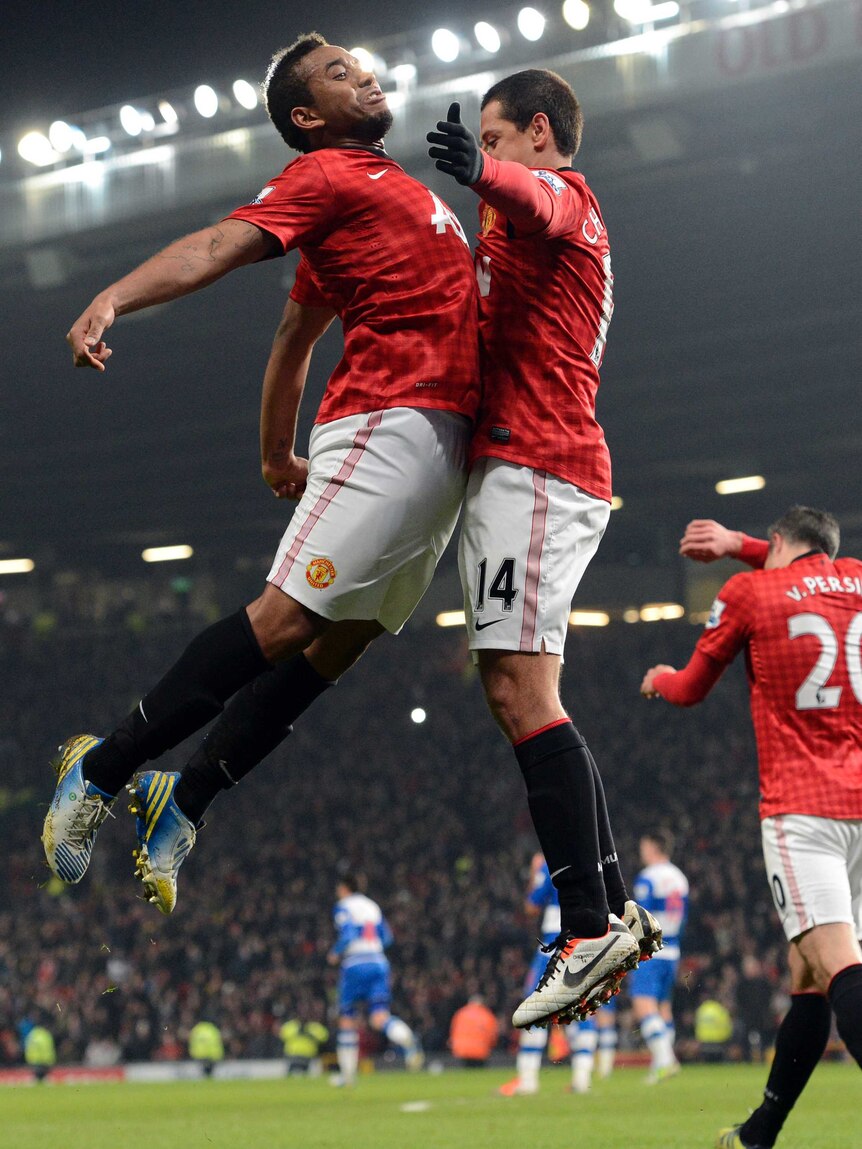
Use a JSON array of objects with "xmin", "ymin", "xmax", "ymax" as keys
[
  {"xmin": 227, "ymin": 147, "xmax": 479, "ymax": 425},
  {"xmin": 471, "ymin": 161, "xmax": 613, "ymax": 500},
  {"xmin": 695, "ymin": 554, "xmax": 862, "ymax": 819}
]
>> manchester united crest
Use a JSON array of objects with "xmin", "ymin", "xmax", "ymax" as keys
[
  {"xmin": 306, "ymin": 557, "xmax": 337, "ymax": 589},
  {"xmin": 480, "ymin": 204, "xmax": 497, "ymax": 236}
]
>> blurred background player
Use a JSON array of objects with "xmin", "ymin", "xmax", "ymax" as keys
[
  {"xmin": 626, "ymin": 831, "xmax": 689, "ymax": 1085},
  {"xmin": 43, "ymin": 34, "xmax": 478, "ymax": 914},
  {"xmin": 428, "ymin": 72, "xmax": 654, "ymax": 1029},
  {"xmin": 568, "ymin": 1004, "xmax": 619, "ymax": 1094},
  {"xmin": 329, "ymin": 874, "xmax": 422, "ymax": 1086},
  {"xmin": 448, "ymin": 994, "xmax": 500, "ymax": 1067},
  {"xmin": 643, "ymin": 507, "xmax": 862, "ymax": 1148}
]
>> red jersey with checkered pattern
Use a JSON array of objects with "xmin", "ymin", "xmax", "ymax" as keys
[
  {"xmin": 227, "ymin": 147, "xmax": 479, "ymax": 425},
  {"xmin": 471, "ymin": 159, "xmax": 613, "ymax": 500},
  {"xmin": 695, "ymin": 554, "xmax": 862, "ymax": 819}
]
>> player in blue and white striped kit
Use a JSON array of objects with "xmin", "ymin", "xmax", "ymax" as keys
[
  {"xmin": 626, "ymin": 830, "xmax": 689, "ymax": 1084},
  {"xmin": 329, "ymin": 874, "xmax": 422, "ymax": 1085},
  {"xmin": 500, "ymin": 854, "xmax": 622, "ymax": 1095}
]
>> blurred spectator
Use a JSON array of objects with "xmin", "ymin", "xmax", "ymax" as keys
[
  {"xmin": 189, "ymin": 1020, "xmax": 224, "ymax": 1078},
  {"xmin": 736, "ymin": 955, "xmax": 776, "ymax": 1062},
  {"xmin": 449, "ymin": 995, "xmax": 500, "ymax": 1066},
  {"xmin": 280, "ymin": 1017, "xmax": 330, "ymax": 1075},
  {"xmin": 22, "ymin": 1020, "xmax": 56, "ymax": 1082},
  {"xmin": 695, "ymin": 988, "xmax": 734, "ymax": 1062}
]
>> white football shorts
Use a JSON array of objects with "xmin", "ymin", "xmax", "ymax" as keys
[
  {"xmin": 268, "ymin": 407, "xmax": 469, "ymax": 633},
  {"xmin": 761, "ymin": 813, "xmax": 862, "ymax": 941},
  {"xmin": 459, "ymin": 457, "xmax": 610, "ymax": 655}
]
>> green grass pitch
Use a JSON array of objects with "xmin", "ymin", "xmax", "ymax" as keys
[{"xmin": 2, "ymin": 1063, "xmax": 858, "ymax": 1149}]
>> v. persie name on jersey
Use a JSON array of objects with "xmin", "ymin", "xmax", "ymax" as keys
[{"xmin": 785, "ymin": 573, "xmax": 862, "ymax": 602}]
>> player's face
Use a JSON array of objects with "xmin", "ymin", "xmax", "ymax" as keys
[
  {"xmin": 298, "ymin": 44, "xmax": 393, "ymax": 144},
  {"xmin": 480, "ymin": 100, "xmax": 539, "ymax": 167}
]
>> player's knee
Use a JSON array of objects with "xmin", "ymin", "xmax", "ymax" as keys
[
  {"xmin": 247, "ymin": 587, "xmax": 327, "ymax": 661},
  {"xmin": 481, "ymin": 676, "xmax": 521, "ymax": 738}
]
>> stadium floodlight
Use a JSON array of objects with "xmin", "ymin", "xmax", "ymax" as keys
[
  {"xmin": 410, "ymin": 707, "xmax": 427, "ymax": 724},
  {"xmin": 119, "ymin": 105, "xmax": 145, "ymax": 136},
  {"xmin": 563, "ymin": 0, "xmax": 591, "ymax": 30},
  {"xmin": 193, "ymin": 85, "xmax": 219, "ymax": 118},
  {"xmin": 639, "ymin": 602, "xmax": 685, "ymax": 622},
  {"xmin": 474, "ymin": 21, "xmax": 502, "ymax": 52},
  {"xmin": 431, "ymin": 28, "xmax": 461, "ymax": 62},
  {"xmin": 569, "ymin": 610, "xmax": 610, "ymax": 627},
  {"xmin": 0, "ymin": 558, "xmax": 35, "ymax": 575},
  {"xmin": 610, "ymin": 495, "xmax": 623, "ymax": 510},
  {"xmin": 17, "ymin": 131, "xmax": 57, "ymax": 167},
  {"xmin": 623, "ymin": 608, "xmax": 640, "ymax": 623},
  {"xmin": 349, "ymin": 46, "xmax": 379, "ymax": 73},
  {"xmin": 518, "ymin": 7, "xmax": 546, "ymax": 40},
  {"xmin": 614, "ymin": 0, "xmax": 679, "ymax": 21},
  {"xmin": 715, "ymin": 474, "xmax": 765, "ymax": 495},
  {"xmin": 141, "ymin": 545, "xmax": 194, "ymax": 563},
  {"xmin": 48, "ymin": 120, "xmax": 84, "ymax": 153},
  {"xmin": 82, "ymin": 136, "xmax": 112, "ymax": 156},
  {"xmin": 158, "ymin": 100, "xmax": 179, "ymax": 125},
  {"xmin": 391, "ymin": 62, "xmax": 418, "ymax": 86},
  {"xmin": 436, "ymin": 610, "xmax": 466, "ymax": 627},
  {"xmin": 232, "ymin": 79, "xmax": 258, "ymax": 109}
]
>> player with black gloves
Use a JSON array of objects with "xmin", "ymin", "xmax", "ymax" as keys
[{"xmin": 426, "ymin": 73, "xmax": 653, "ymax": 1031}]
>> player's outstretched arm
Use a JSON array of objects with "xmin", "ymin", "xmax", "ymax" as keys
[
  {"xmin": 641, "ymin": 650, "xmax": 725, "ymax": 705},
  {"xmin": 679, "ymin": 519, "xmax": 769, "ymax": 569},
  {"xmin": 260, "ymin": 297, "xmax": 336, "ymax": 500},
  {"xmin": 428, "ymin": 103, "xmax": 564, "ymax": 235},
  {"xmin": 678, "ymin": 519, "xmax": 742, "ymax": 563},
  {"xmin": 427, "ymin": 102, "xmax": 485, "ymax": 186},
  {"xmin": 640, "ymin": 665, "xmax": 677, "ymax": 697},
  {"xmin": 65, "ymin": 219, "xmax": 277, "ymax": 371}
]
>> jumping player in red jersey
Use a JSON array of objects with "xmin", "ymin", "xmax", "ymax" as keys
[
  {"xmin": 46, "ymin": 34, "xmax": 478, "ymax": 913},
  {"xmin": 641, "ymin": 506, "xmax": 862, "ymax": 1149},
  {"xmin": 428, "ymin": 71, "xmax": 652, "ymax": 1029}
]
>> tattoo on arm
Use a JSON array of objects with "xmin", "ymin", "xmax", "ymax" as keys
[{"xmin": 156, "ymin": 223, "xmax": 262, "ymax": 273}]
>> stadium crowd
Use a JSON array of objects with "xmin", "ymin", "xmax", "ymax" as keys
[{"xmin": 1, "ymin": 586, "xmax": 788, "ymax": 1064}]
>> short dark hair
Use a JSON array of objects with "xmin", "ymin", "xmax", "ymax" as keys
[
  {"xmin": 264, "ymin": 32, "xmax": 327, "ymax": 153},
  {"xmin": 769, "ymin": 505, "xmax": 840, "ymax": 560},
  {"xmin": 481, "ymin": 69, "xmax": 583, "ymax": 158},
  {"xmin": 642, "ymin": 829, "xmax": 673, "ymax": 857},
  {"xmin": 338, "ymin": 871, "xmax": 361, "ymax": 894}
]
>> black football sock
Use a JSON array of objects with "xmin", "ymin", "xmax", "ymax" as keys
[
  {"xmin": 514, "ymin": 720, "xmax": 609, "ymax": 938},
  {"xmin": 83, "ymin": 610, "xmax": 270, "ymax": 796},
  {"xmin": 587, "ymin": 748, "xmax": 628, "ymax": 918},
  {"xmin": 828, "ymin": 963, "xmax": 862, "ymax": 1067},
  {"xmin": 173, "ymin": 653, "xmax": 332, "ymax": 825},
  {"xmin": 739, "ymin": 992, "xmax": 831, "ymax": 1148}
]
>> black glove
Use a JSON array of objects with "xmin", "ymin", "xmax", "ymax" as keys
[{"xmin": 426, "ymin": 102, "xmax": 484, "ymax": 186}]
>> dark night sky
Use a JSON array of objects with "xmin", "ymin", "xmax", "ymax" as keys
[{"xmin": 2, "ymin": 1, "xmax": 480, "ymax": 133}]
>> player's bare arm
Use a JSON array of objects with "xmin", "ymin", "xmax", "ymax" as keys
[
  {"xmin": 260, "ymin": 297, "xmax": 336, "ymax": 500},
  {"xmin": 640, "ymin": 665, "xmax": 677, "ymax": 697},
  {"xmin": 66, "ymin": 219, "xmax": 277, "ymax": 371},
  {"xmin": 678, "ymin": 519, "xmax": 743, "ymax": 563}
]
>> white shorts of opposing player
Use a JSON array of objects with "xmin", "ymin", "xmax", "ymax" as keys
[
  {"xmin": 267, "ymin": 407, "xmax": 469, "ymax": 633},
  {"xmin": 459, "ymin": 458, "xmax": 610, "ymax": 655},
  {"xmin": 761, "ymin": 814, "xmax": 862, "ymax": 941}
]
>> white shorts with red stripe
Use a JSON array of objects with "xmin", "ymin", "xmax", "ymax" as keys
[
  {"xmin": 458, "ymin": 458, "xmax": 610, "ymax": 655},
  {"xmin": 267, "ymin": 407, "xmax": 469, "ymax": 633},
  {"xmin": 761, "ymin": 814, "xmax": 862, "ymax": 941}
]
